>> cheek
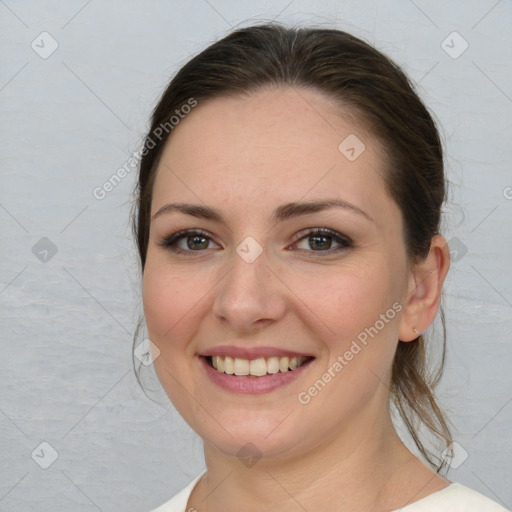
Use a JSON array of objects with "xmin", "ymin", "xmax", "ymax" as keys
[
  {"xmin": 142, "ymin": 261, "xmax": 197, "ymax": 347},
  {"xmin": 142, "ymin": 263, "xmax": 199, "ymax": 401},
  {"xmin": 302, "ymin": 262, "xmax": 399, "ymax": 336},
  {"xmin": 295, "ymin": 259, "xmax": 403, "ymax": 383}
]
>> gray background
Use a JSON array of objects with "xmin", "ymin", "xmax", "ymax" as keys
[{"xmin": 1, "ymin": 1, "xmax": 511, "ymax": 511}]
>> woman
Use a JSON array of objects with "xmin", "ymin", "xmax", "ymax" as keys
[{"xmin": 132, "ymin": 24, "xmax": 509, "ymax": 511}]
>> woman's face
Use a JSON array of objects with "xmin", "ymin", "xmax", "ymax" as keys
[{"xmin": 143, "ymin": 87, "xmax": 413, "ymax": 460}]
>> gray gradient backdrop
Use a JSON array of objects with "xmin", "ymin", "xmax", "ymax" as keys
[{"xmin": 1, "ymin": 1, "xmax": 511, "ymax": 511}]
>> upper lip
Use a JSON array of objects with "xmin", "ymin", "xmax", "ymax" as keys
[{"xmin": 199, "ymin": 345, "xmax": 314, "ymax": 359}]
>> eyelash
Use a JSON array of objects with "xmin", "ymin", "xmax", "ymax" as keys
[{"xmin": 158, "ymin": 228, "xmax": 354, "ymax": 257}]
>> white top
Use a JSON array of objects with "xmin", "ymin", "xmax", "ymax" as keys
[{"xmin": 150, "ymin": 472, "xmax": 510, "ymax": 512}]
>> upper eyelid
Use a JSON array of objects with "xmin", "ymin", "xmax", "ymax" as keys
[
  {"xmin": 291, "ymin": 227, "xmax": 351, "ymax": 241},
  {"xmin": 165, "ymin": 228, "xmax": 221, "ymax": 247}
]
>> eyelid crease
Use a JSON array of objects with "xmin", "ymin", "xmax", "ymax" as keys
[{"xmin": 291, "ymin": 226, "xmax": 352, "ymax": 242}]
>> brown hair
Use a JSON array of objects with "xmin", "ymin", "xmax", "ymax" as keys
[{"xmin": 131, "ymin": 23, "xmax": 452, "ymax": 471}]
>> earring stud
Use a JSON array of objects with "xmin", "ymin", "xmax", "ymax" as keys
[{"xmin": 413, "ymin": 327, "xmax": 419, "ymax": 335}]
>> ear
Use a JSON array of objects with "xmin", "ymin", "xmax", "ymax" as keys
[{"xmin": 398, "ymin": 235, "xmax": 450, "ymax": 342}]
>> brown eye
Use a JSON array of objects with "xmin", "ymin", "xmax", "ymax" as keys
[
  {"xmin": 158, "ymin": 229, "xmax": 221, "ymax": 255},
  {"xmin": 185, "ymin": 235, "xmax": 210, "ymax": 250},
  {"xmin": 292, "ymin": 228, "xmax": 353, "ymax": 253}
]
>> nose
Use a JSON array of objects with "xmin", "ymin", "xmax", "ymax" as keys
[{"xmin": 211, "ymin": 246, "xmax": 287, "ymax": 333}]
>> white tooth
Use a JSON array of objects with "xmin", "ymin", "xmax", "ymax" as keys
[
  {"xmin": 234, "ymin": 358, "xmax": 249, "ymax": 376},
  {"xmin": 217, "ymin": 356, "xmax": 224, "ymax": 373},
  {"xmin": 250, "ymin": 358, "xmax": 267, "ymax": 376},
  {"xmin": 267, "ymin": 356, "xmax": 279, "ymax": 374},
  {"xmin": 224, "ymin": 356, "xmax": 234, "ymax": 374},
  {"xmin": 279, "ymin": 357, "xmax": 289, "ymax": 372},
  {"xmin": 289, "ymin": 357, "xmax": 298, "ymax": 370},
  {"xmin": 211, "ymin": 356, "xmax": 218, "ymax": 370}
]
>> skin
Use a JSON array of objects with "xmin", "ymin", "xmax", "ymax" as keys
[{"xmin": 142, "ymin": 86, "xmax": 451, "ymax": 511}]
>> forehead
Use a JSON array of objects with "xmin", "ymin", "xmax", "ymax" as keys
[{"xmin": 151, "ymin": 87, "xmax": 393, "ymax": 224}]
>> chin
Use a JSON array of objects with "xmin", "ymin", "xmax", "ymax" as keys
[{"xmin": 195, "ymin": 409, "xmax": 312, "ymax": 461}]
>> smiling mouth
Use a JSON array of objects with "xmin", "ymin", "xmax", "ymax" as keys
[{"xmin": 205, "ymin": 355, "xmax": 314, "ymax": 377}]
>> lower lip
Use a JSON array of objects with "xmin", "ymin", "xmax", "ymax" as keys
[{"xmin": 199, "ymin": 356, "xmax": 313, "ymax": 394}]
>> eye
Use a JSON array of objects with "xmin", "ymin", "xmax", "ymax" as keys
[
  {"xmin": 158, "ymin": 229, "xmax": 220, "ymax": 255},
  {"xmin": 291, "ymin": 228, "xmax": 353, "ymax": 254},
  {"xmin": 158, "ymin": 227, "xmax": 353, "ymax": 257}
]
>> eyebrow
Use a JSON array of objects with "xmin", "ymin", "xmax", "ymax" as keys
[{"xmin": 152, "ymin": 199, "xmax": 374, "ymax": 225}]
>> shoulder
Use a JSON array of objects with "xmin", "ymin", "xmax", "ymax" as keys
[
  {"xmin": 148, "ymin": 472, "xmax": 205, "ymax": 512},
  {"xmin": 395, "ymin": 482, "xmax": 510, "ymax": 512}
]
